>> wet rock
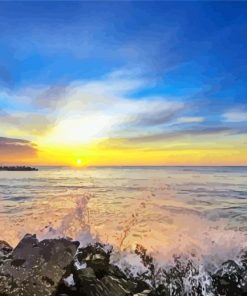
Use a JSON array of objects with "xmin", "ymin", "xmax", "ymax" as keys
[
  {"xmin": 56, "ymin": 274, "xmax": 78, "ymax": 296},
  {"xmin": 0, "ymin": 240, "xmax": 12, "ymax": 259},
  {"xmin": 135, "ymin": 280, "xmax": 151, "ymax": 294},
  {"xmin": 76, "ymin": 272, "xmax": 134, "ymax": 296},
  {"xmin": 71, "ymin": 243, "xmax": 150, "ymax": 296},
  {"xmin": 0, "ymin": 234, "xmax": 79, "ymax": 296},
  {"xmin": 212, "ymin": 260, "xmax": 247, "ymax": 296},
  {"xmin": 76, "ymin": 266, "xmax": 96, "ymax": 282},
  {"xmin": 150, "ymin": 284, "xmax": 169, "ymax": 296},
  {"xmin": 0, "ymin": 237, "xmax": 152, "ymax": 296},
  {"xmin": 134, "ymin": 290, "xmax": 152, "ymax": 296},
  {"xmin": 75, "ymin": 243, "xmax": 112, "ymax": 278},
  {"xmin": 74, "ymin": 259, "xmax": 135, "ymax": 295},
  {"xmin": 108, "ymin": 264, "xmax": 128, "ymax": 279}
]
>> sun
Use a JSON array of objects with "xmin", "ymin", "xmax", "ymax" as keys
[{"xmin": 76, "ymin": 159, "xmax": 82, "ymax": 166}]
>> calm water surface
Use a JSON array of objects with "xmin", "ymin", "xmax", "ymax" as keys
[{"xmin": 0, "ymin": 166, "xmax": 247, "ymax": 265}]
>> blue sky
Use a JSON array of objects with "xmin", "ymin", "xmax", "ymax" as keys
[
  {"xmin": 0, "ymin": 2, "xmax": 247, "ymax": 165},
  {"xmin": 1, "ymin": 2, "xmax": 246, "ymax": 89}
]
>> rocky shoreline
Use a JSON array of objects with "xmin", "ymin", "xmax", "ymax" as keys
[{"xmin": 0, "ymin": 235, "xmax": 247, "ymax": 296}]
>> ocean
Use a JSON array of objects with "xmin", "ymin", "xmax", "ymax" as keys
[{"xmin": 0, "ymin": 166, "xmax": 247, "ymax": 291}]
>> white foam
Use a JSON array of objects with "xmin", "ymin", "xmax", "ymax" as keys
[
  {"xmin": 63, "ymin": 274, "xmax": 75, "ymax": 287},
  {"xmin": 74, "ymin": 259, "xmax": 87, "ymax": 270}
]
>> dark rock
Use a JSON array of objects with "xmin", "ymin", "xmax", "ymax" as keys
[
  {"xmin": 0, "ymin": 240, "xmax": 12, "ymax": 257},
  {"xmin": 101, "ymin": 276, "xmax": 134, "ymax": 295},
  {"xmin": 133, "ymin": 279, "xmax": 150, "ymax": 294},
  {"xmin": 75, "ymin": 266, "xmax": 125, "ymax": 295},
  {"xmin": 212, "ymin": 260, "xmax": 247, "ymax": 296},
  {"xmin": 108, "ymin": 264, "xmax": 128, "ymax": 279},
  {"xmin": 76, "ymin": 272, "xmax": 135, "ymax": 296},
  {"xmin": 151, "ymin": 284, "xmax": 169, "ymax": 296},
  {"xmin": 0, "ymin": 237, "xmax": 152, "ymax": 296},
  {"xmin": 0, "ymin": 234, "xmax": 79, "ymax": 296},
  {"xmin": 56, "ymin": 273, "xmax": 78, "ymax": 296},
  {"xmin": 75, "ymin": 243, "xmax": 112, "ymax": 278},
  {"xmin": 71, "ymin": 243, "xmax": 151, "ymax": 296},
  {"xmin": 76, "ymin": 267, "xmax": 96, "ymax": 282},
  {"xmin": 133, "ymin": 291, "xmax": 152, "ymax": 296}
]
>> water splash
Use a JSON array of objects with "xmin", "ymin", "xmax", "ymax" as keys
[
  {"xmin": 39, "ymin": 193, "xmax": 96, "ymax": 246},
  {"xmin": 0, "ymin": 167, "xmax": 247, "ymax": 294}
]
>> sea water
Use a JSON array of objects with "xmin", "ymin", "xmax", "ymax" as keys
[{"xmin": 0, "ymin": 166, "xmax": 247, "ymax": 292}]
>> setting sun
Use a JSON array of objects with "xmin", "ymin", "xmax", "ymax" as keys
[
  {"xmin": 0, "ymin": 2, "xmax": 247, "ymax": 296},
  {"xmin": 76, "ymin": 159, "xmax": 82, "ymax": 166}
]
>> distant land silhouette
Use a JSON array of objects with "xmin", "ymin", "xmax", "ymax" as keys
[{"xmin": 0, "ymin": 166, "xmax": 38, "ymax": 171}]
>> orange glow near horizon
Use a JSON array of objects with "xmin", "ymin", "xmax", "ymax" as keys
[
  {"xmin": 1, "ymin": 142, "xmax": 246, "ymax": 167},
  {"xmin": 1, "ymin": 119, "xmax": 247, "ymax": 167}
]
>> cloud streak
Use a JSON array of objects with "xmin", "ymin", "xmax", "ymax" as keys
[
  {"xmin": 0, "ymin": 137, "xmax": 37, "ymax": 157},
  {"xmin": 118, "ymin": 126, "xmax": 240, "ymax": 144},
  {"xmin": 224, "ymin": 111, "xmax": 247, "ymax": 122},
  {"xmin": 0, "ymin": 69, "xmax": 246, "ymax": 154}
]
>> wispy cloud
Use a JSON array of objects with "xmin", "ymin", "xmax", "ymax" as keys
[
  {"xmin": 119, "ymin": 126, "xmax": 237, "ymax": 144},
  {"xmin": 224, "ymin": 111, "xmax": 247, "ymax": 122},
  {"xmin": 0, "ymin": 137, "xmax": 37, "ymax": 157},
  {"xmin": 1, "ymin": 70, "xmax": 185, "ymax": 144},
  {"xmin": 176, "ymin": 117, "xmax": 204, "ymax": 124},
  {"xmin": 0, "ymin": 109, "xmax": 51, "ymax": 137},
  {"xmin": 127, "ymin": 100, "xmax": 184, "ymax": 127},
  {"xmin": 0, "ymin": 69, "xmax": 246, "ymax": 152}
]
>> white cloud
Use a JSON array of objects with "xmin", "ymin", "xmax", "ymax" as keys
[
  {"xmin": 1, "ymin": 70, "xmax": 186, "ymax": 145},
  {"xmin": 224, "ymin": 111, "xmax": 247, "ymax": 122},
  {"xmin": 176, "ymin": 116, "xmax": 204, "ymax": 124}
]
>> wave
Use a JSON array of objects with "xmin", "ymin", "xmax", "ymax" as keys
[{"xmin": 25, "ymin": 194, "xmax": 246, "ymax": 295}]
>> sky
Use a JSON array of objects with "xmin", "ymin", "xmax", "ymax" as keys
[{"xmin": 0, "ymin": 1, "xmax": 247, "ymax": 166}]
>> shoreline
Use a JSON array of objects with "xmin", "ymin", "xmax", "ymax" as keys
[{"xmin": 0, "ymin": 234, "xmax": 247, "ymax": 296}]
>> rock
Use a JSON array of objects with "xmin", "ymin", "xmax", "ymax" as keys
[
  {"xmin": 76, "ymin": 266, "xmax": 97, "ymax": 282},
  {"xmin": 56, "ymin": 274, "xmax": 78, "ymax": 296},
  {"xmin": 108, "ymin": 264, "xmax": 128, "ymax": 279},
  {"xmin": 76, "ymin": 272, "xmax": 134, "ymax": 296},
  {"xmin": 0, "ymin": 236, "xmax": 152, "ymax": 296},
  {"xmin": 75, "ymin": 243, "xmax": 112, "ymax": 278},
  {"xmin": 212, "ymin": 260, "xmax": 247, "ymax": 296},
  {"xmin": 0, "ymin": 234, "xmax": 79, "ymax": 296},
  {"xmin": 133, "ymin": 280, "xmax": 151, "ymax": 294},
  {"xmin": 150, "ymin": 284, "xmax": 169, "ymax": 296},
  {"xmin": 74, "ymin": 265, "xmax": 129, "ymax": 295},
  {"xmin": 0, "ymin": 240, "xmax": 12, "ymax": 255},
  {"xmin": 134, "ymin": 290, "xmax": 152, "ymax": 296},
  {"xmin": 71, "ymin": 244, "xmax": 150, "ymax": 296},
  {"xmin": 101, "ymin": 276, "xmax": 134, "ymax": 295}
]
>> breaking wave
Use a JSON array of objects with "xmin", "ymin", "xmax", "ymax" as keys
[{"xmin": 0, "ymin": 166, "xmax": 247, "ymax": 294}]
